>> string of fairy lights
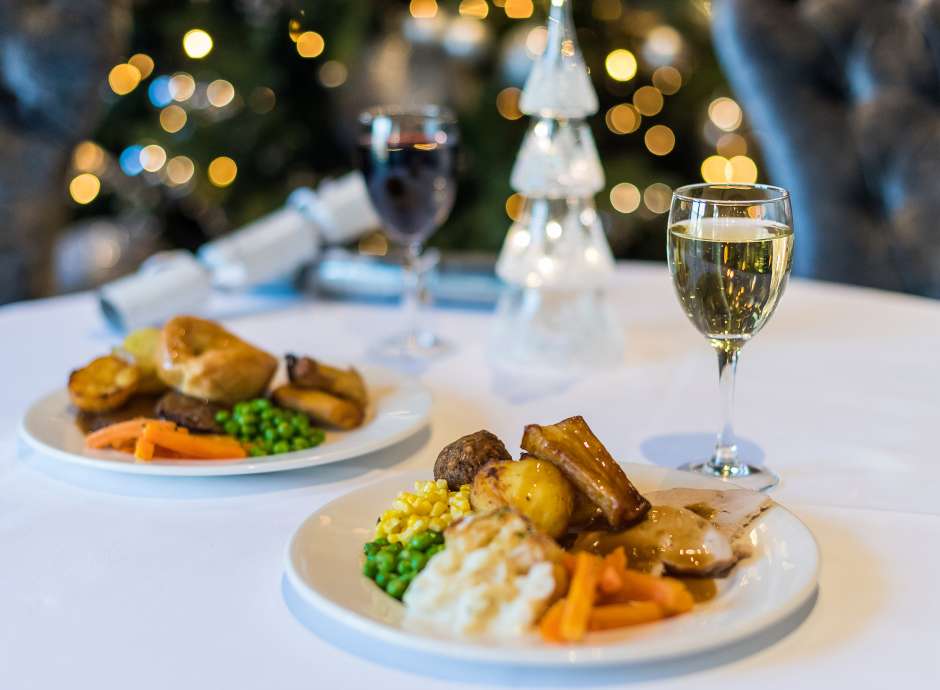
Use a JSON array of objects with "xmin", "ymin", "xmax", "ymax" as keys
[{"xmin": 68, "ymin": 0, "xmax": 759, "ymax": 232}]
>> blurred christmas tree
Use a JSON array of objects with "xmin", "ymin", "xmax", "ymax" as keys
[{"xmin": 65, "ymin": 0, "xmax": 761, "ymax": 280}]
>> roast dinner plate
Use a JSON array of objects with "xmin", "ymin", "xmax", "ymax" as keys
[
  {"xmin": 19, "ymin": 366, "xmax": 430, "ymax": 477},
  {"xmin": 285, "ymin": 466, "xmax": 819, "ymax": 666}
]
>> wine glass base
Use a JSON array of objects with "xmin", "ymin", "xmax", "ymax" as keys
[
  {"xmin": 373, "ymin": 331, "xmax": 451, "ymax": 362},
  {"xmin": 678, "ymin": 461, "xmax": 779, "ymax": 492}
]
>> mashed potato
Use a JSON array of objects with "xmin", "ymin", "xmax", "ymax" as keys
[{"xmin": 403, "ymin": 509, "xmax": 562, "ymax": 638}]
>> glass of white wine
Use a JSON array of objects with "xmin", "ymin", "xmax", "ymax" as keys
[{"xmin": 667, "ymin": 183, "xmax": 794, "ymax": 490}]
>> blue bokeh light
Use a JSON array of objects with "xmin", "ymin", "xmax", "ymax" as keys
[
  {"xmin": 148, "ymin": 76, "xmax": 172, "ymax": 108},
  {"xmin": 119, "ymin": 146, "xmax": 144, "ymax": 176}
]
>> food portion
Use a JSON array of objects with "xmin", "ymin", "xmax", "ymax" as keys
[
  {"xmin": 157, "ymin": 315, "xmax": 278, "ymax": 405},
  {"xmin": 358, "ymin": 417, "xmax": 774, "ymax": 645},
  {"xmin": 521, "ymin": 416, "xmax": 650, "ymax": 529},
  {"xmin": 433, "ymin": 430, "xmax": 512, "ymax": 490},
  {"xmin": 68, "ymin": 355, "xmax": 140, "ymax": 413},
  {"xmin": 470, "ymin": 457, "xmax": 573, "ymax": 539},
  {"xmin": 404, "ymin": 509, "xmax": 564, "ymax": 638},
  {"xmin": 65, "ymin": 315, "xmax": 370, "ymax": 462}
]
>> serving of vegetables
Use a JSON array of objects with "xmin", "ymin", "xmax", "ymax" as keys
[
  {"xmin": 362, "ymin": 532, "xmax": 445, "ymax": 600},
  {"xmin": 216, "ymin": 398, "xmax": 325, "ymax": 457}
]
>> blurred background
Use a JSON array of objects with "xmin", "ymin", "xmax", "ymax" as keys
[{"xmin": 1, "ymin": 0, "xmax": 938, "ymax": 304}]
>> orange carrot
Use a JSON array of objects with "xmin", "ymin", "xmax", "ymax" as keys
[
  {"xmin": 562, "ymin": 553, "xmax": 577, "ymax": 576},
  {"xmin": 539, "ymin": 599, "xmax": 567, "ymax": 643},
  {"xmin": 609, "ymin": 570, "xmax": 694, "ymax": 615},
  {"xmin": 141, "ymin": 425, "xmax": 246, "ymax": 460},
  {"xmin": 559, "ymin": 552, "xmax": 601, "ymax": 642},
  {"xmin": 588, "ymin": 601, "xmax": 664, "ymax": 631},
  {"xmin": 86, "ymin": 418, "xmax": 177, "ymax": 449},
  {"xmin": 598, "ymin": 562, "xmax": 624, "ymax": 595},
  {"xmin": 133, "ymin": 436, "xmax": 155, "ymax": 461}
]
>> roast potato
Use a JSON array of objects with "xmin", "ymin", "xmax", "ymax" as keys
[
  {"xmin": 68, "ymin": 355, "xmax": 140, "ymax": 413},
  {"xmin": 470, "ymin": 458, "xmax": 575, "ymax": 538},
  {"xmin": 118, "ymin": 327, "xmax": 167, "ymax": 394},
  {"xmin": 434, "ymin": 430, "xmax": 512, "ymax": 490}
]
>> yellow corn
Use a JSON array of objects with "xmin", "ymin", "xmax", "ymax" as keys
[{"xmin": 374, "ymin": 481, "xmax": 473, "ymax": 542}]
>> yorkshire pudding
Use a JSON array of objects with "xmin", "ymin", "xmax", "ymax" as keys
[{"xmin": 156, "ymin": 316, "xmax": 277, "ymax": 404}]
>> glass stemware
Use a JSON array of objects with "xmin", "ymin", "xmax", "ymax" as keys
[
  {"xmin": 666, "ymin": 183, "xmax": 794, "ymax": 490},
  {"xmin": 356, "ymin": 106, "xmax": 458, "ymax": 360}
]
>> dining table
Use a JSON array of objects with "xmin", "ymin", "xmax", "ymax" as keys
[{"xmin": 2, "ymin": 261, "xmax": 938, "ymax": 689}]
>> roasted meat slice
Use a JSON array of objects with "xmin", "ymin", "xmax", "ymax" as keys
[
  {"xmin": 434, "ymin": 430, "xmax": 512, "ymax": 490},
  {"xmin": 155, "ymin": 391, "xmax": 224, "ymax": 433},
  {"xmin": 521, "ymin": 416, "xmax": 650, "ymax": 529},
  {"xmin": 285, "ymin": 354, "xmax": 368, "ymax": 408}
]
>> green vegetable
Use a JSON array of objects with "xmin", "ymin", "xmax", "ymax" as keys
[
  {"xmin": 215, "ymin": 398, "xmax": 325, "ymax": 457},
  {"xmin": 361, "ymin": 533, "xmax": 445, "ymax": 600},
  {"xmin": 363, "ymin": 560, "xmax": 378, "ymax": 578},
  {"xmin": 374, "ymin": 550, "xmax": 396, "ymax": 573},
  {"xmin": 214, "ymin": 410, "xmax": 230, "ymax": 423},
  {"xmin": 273, "ymin": 441, "xmax": 290, "ymax": 454},
  {"xmin": 385, "ymin": 577, "xmax": 407, "ymax": 600}
]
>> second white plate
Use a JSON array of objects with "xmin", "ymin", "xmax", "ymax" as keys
[
  {"xmin": 19, "ymin": 365, "xmax": 431, "ymax": 477},
  {"xmin": 285, "ymin": 465, "xmax": 820, "ymax": 666}
]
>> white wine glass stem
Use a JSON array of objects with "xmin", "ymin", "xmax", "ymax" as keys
[{"xmin": 711, "ymin": 343, "xmax": 741, "ymax": 473}]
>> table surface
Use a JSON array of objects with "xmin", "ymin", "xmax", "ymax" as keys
[{"xmin": 2, "ymin": 262, "xmax": 939, "ymax": 689}]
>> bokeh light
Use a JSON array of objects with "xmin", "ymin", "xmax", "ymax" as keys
[
  {"xmin": 72, "ymin": 141, "xmax": 105, "ymax": 173},
  {"xmin": 644, "ymin": 125, "xmax": 675, "ymax": 156},
  {"xmin": 605, "ymin": 49, "xmax": 638, "ymax": 82},
  {"xmin": 459, "ymin": 0, "xmax": 489, "ymax": 19},
  {"xmin": 159, "ymin": 105, "xmax": 187, "ymax": 133},
  {"xmin": 296, "ymin": 31, "xmax": 325, "ymax": 58},
  {"xmin": 119, "ymin": 146, "xmax": 144, "ymax": 176},
  {"xmin": 652, "ymin": 66, "xmax": 682, "ymax": 95},
  {"xmin": 182, "ymin": 29, "xmax": 213, "ymax": 59},
  {"xmin": 504, "ymin": 0, "xmax": 534, "ymax": 19},
  {"xmin": 525, "ymin": 26, "xmax": 548, "ymax": 56},
  {"xmin": 610, "ymin": 183, "xmax": 640, "ymax": 213},
  {"xmin": 700, "ymin": 155, "xmax": 758, "ymax": 183},
  {"xmin": 729, "ymin": 155, "xmax": 758, "ymax": 183},
  {"xmin": 108, "ymin": 64, "xmax": 141, "ymax": 95},
  {"xmin": 717, "ymin": 133, "xmax": 748, "ymax": 157},
  {"xmin": 166, "ymin": 156, "xmax": 195, "ymax": 185},
  {"xmin": 643, "ymin": 183, "xmax": 672, "ymax": 214},
  {"xmin": 605, "ymin": 104, "xmax": 641, "ymax": 134},
  {"xmin": 644, "ymin": 25, "xmax": 682, "ymax": 65},
  {"xmin": 708, "ymin": 97, "xmax": 743, "ymax": 131},
  {"xmin": 288, "ymin": 19, "xmax": 303, "ymax": 42},
  {"xmin": 206, "ymin": 79, "xmax": 235, "ymax": 107},
  {"xmin": 208, "ymin": 156, "xmax": 238, "ymax": 187},
  {"xmin": 140, "ymin": 144, "xmax": 167, "ymax": 172},
  {"xmin": 128, "ymin": 54, "xmax": 154, "ymax": 80},
  {"xmin": 409, "ymin": 0, "xmax": 438, "ymax": 18},
  {"xmin": 169, "ymin": 73, "xmax": 196, "ymax": 101},
  {"xmin": 505, "ymin": 193, "xmax": 524, "ymax": 221},
  {"xmin": 69, "ymin": 173, "xmax": 101, "ymax": 205},
  {"xmin": 148, "ymin": 76, "xmax": 172, "ymax": 107},
  {"xmin": 592, "ymin": 0, "xmax": 622, "ymax": 21},
  {"xmin": 250, "ymin": 87, "xmax": 276, "ymax": 114},
  {"xmin": 633, "ymin": 86, "xmax": 664, "ymax": 116},
  {"xmin": 319, "ymin": 61, "xmax": 348, "ymax": 88},
  {"xmin": 496, "ymin": 87, "xmax": 523, "ymax": 120}
]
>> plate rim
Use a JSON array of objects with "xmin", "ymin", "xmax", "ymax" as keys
[
  {"xmin": 284, "ymin": 467, "xmax": 820, "ymax": 667},
  {"xmin": 18, "ymin": 366, "xmax": 431, "ymax": 477}
]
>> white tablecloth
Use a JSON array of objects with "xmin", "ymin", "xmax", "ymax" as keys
[{"xmin": 2, "ymin": 262, "xmax": 939, "ymax": 688}]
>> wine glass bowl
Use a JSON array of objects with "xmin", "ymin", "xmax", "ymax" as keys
[
  {"xmin": 356, "ymin": 105, "xmax": 459, "ymax": 359},
  {"xmin": 666, "ymin": 184, "xmax": 794, "ymax": 490}
]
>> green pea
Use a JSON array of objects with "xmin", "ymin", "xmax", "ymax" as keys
[
  {"xmin": 252, "ymin": 398, "xmax": 271, "ymax": 411},
  {"xmin": 249, "ymin": 446, "xmax": 266, "ymax": 457},
  {"xmin": 234, "ymin": 402, "xmax": 250, "ymax": 416},
  {"xmin": 263, "ymin": 428, "xmax": 278, "ymax": 443},
  {"xmin": 292, "ymin": 437, "xmax": 309, "ymax": 451},
  {"xmin": 398, "ymin": 571, "xmax": 415, "ymax": 584},
  {"xmin": 272, "ymin": 441, "xmax": 290, "ymax": 454},
  {"xmin": 382, "ymin": 543, "xmax": 402, "ymax": 556},
  {"xmin": 408, "ymin": 533, "xmax": 434, "ymax": 552},
  {"xmin": 374, "ymin": 572, "xmax": 389, "ymax": 588},
  {"xmin": 223, "ymin": 421, "xmax": 239, "ymax": 436},
  {"xmin": 430, "ymin": 531, "xmax": 445, "ymax": 545},
  {"xmin": 410, "ymin": 553, "xmax": 428, "ymax": 572},
  {"xmin": 293, "ymin": 415, "xmax": 310, "ymax": 429},
  {"xmin": 214, "ymin": 410, "xmax": 230, "ymax": 423},
  {"xmin": 277, "ymin": 422, "xmax": 294, "ymax": 439},
  {"xmin": 373, "ymin": 537, "xmax": 389, "ymax": 547},
  {"xmin": 386, "ymin": 577, "xmax": 407, "ymax": 600},
  {"xmin": 364, "ymin": 542, "xmax": 380, "ymax": 556},
  {"xmin": 427, "ymin": 544, "xmax": 444, "ymax": 557},
  {"xmin": 374, "ymin": 550, "xmax": 396, "ymax": 573},
  {"xmin": 241, "ymin": 424, "xmax": 258, "ymax": 438},
  {"xmin": 308, "ymin": 429, "xmax": 325, "ymax": 444},
  {"xmin": 396, "ymin": 559, "xmax": 414, "ymax": 575},
  {"xmin": 363, "ymin": 560, "xmax": 378, "ymax": 578},
  {"xmin": 239, "ymin": 412, "xmax": 257, "ymax": 426},
  {"xmin": 271, "ymin": 414, "xmax": 286, "ymax": 426},
  {"xmin": 397, "ymin": 548, "xmax": 414, "ymax": 562}
]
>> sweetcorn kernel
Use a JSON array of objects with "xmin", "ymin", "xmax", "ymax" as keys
[{"xmin": 374, "ymin": 481, "xmax": 473, "ymax": 541}]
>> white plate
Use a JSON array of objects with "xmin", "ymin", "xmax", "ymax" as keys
[
  {"xmin": 285, "ymin": 465, "xmax": 819, "ymax": 666},
  {"xmin": 19, "ymin": 366, "xmax": 431, "ymax": 477}
]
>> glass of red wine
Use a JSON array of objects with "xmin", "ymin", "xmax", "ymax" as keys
[{"xmin": 357, "ymin": 105, "xmax": 458, "ymax": 360}]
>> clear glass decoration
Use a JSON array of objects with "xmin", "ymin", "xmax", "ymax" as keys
[{"xmin": 490, "ymin": 0, "xmax": 622, "ymax": 376}]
